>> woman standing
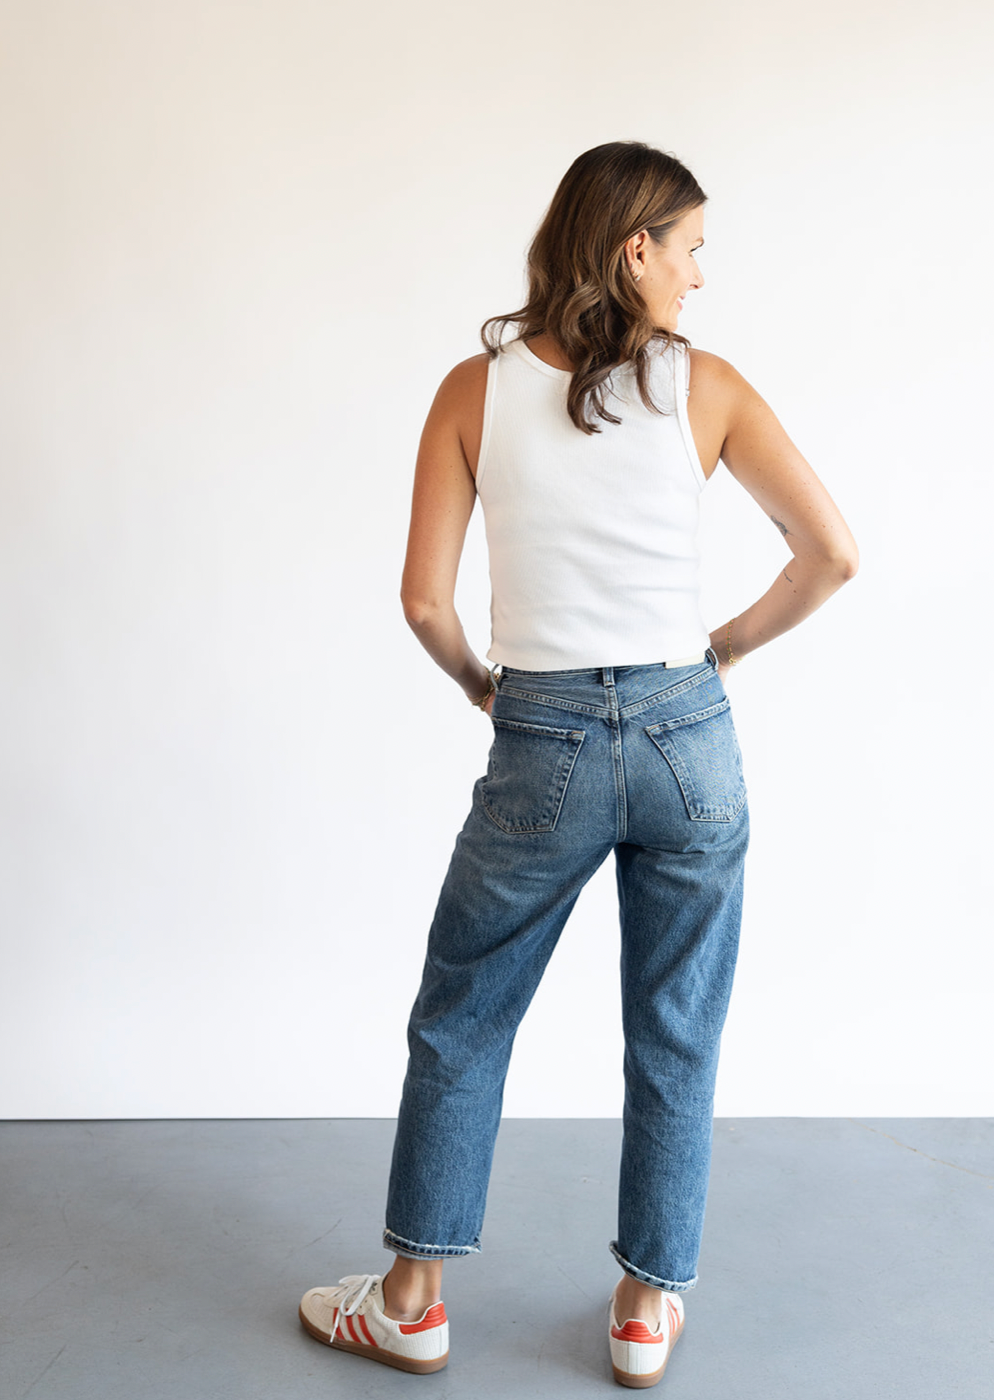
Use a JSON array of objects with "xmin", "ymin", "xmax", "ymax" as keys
[{"xmin": 299, "ymin": 140, "xmax": 858, "ymax": 1388}]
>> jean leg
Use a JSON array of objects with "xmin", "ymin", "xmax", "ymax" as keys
[
  {"xmin": 611, "ymin": 816, "xmax": 748, "ymax": 1289},
  {"xmin": 385, "ymin": 775, "xmax": 612, "ymax": 1259}
]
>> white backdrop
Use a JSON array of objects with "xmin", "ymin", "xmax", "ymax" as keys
[{"xmin": 1, "ymin": 0, "xmax": 991, "ymax": 1118}]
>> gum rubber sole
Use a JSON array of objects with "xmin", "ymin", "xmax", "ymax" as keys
[
  {"xmin": 298, "ymin": 1304, "xmax": 449, "ymax": 1374},
  {"xmin": 612, "ymin": 1317, "xmax": 683, "ymax": 1389}
]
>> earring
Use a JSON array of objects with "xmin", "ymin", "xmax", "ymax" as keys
[{"xmin": 630, "ymin": 264, "xmax": 642, "ymax": 282}]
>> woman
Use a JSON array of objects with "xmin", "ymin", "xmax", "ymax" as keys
[{"xmin": 299, "ymin": 140, "xmax": 858, "ymax": 1388}]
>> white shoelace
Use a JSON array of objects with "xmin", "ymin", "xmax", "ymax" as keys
[{"xmin": 328, "ymin": 1273, "xmax": 379, "ymax": 1335}]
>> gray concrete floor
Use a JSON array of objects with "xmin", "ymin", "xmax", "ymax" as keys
[{"xmin": 1, "ymin": 1118, "xmax": 991, "ymax": 1398}]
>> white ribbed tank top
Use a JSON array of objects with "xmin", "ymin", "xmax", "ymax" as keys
[{"xmin": 475, "ymin": 335, "xmax": 711, "ymax": 670}]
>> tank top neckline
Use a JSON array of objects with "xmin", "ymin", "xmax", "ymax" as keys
[
  {"xmin": 510, "ymin": 337, "xmax": 572, "ymax": 379},
  {"xmin": 509, "ymin": 335, "xmax": 676, "ymax": 382}
]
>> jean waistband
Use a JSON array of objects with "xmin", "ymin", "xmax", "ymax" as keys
[{"xmin": 499, "ymin": 649, "xmax": 715, "ymax": 681}]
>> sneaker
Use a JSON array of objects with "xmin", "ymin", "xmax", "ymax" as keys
[
  {"xmin": 299, "ymin": 1273, "xmax": 449, "ymax": 1374},
  {"xmin": 608, "ymin": 1281, "xmax": 684, "ymax": 1389}
]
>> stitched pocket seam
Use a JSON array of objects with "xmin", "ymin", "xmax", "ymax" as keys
[
  {"xmin": 482, "ymin": 720, "xmax": 585, "ymax": 834},
  {"xmin": 643, "ymin": 701, "xmax": 746, "ymax": 823}
]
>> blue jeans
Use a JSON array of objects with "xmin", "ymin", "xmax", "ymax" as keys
[{"xmin": 384, "ymin": 649, "xmax": 749, "ymax": 1291}]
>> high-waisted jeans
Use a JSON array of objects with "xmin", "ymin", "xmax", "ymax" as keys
[{"xmin": 383, "ymin": 648, "xmax": 749, "ymax": 1291}]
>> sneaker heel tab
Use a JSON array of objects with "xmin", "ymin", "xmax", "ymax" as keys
[
  {"xmin": 398, "ymin": 1301, "xmax": 447, "ymax": 1334},
  {"xmin": 611, "ymin": 1318, "xmax": 664, "ymax": 1343}
]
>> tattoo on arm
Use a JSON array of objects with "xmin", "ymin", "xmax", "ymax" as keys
[{"xmin": 783, "ymin": 567, "xmax": 793, "ymax": 584}]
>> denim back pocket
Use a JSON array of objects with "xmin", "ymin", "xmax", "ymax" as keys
[
  {"xmin": 481, "ymin": 718, "xmax": 585, "ymax": 834},
  {"xmin": 644, "ymin": 697, "xmax": 746, "ymax": 822}
]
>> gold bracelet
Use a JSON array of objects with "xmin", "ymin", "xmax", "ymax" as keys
[
  {"xmin": 726, "ymin": 618, "xmax": 740, "ymax": 667},
  {"xmin": 469, "ymin": 667, "xmax": 499, "ymax": 709}
]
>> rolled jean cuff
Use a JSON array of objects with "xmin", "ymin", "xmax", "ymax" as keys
[
  {"xmin": 609, "ymin": 1241, "xmax": 697, "ymax": 1293},
  {"xmin": 383, "ymin": 1227, "xmax": 482, "ymax": 1260}
]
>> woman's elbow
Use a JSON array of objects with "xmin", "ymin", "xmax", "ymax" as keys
[
  {"xmin": 797, "ymin": 542, "xmax": 858, "ymax": 587},
  {"xmin": 401, "ymin": 592, "xmax": 429, "ymax": 629},
  {"xmin": 838, "ymin": 539, "xmax": 859, "ymax": 581},
  {"xmin": 833, "ymin": 544, "xmax": 859, "ymax": 582},
  {"xmin": 815, "ymin": 528, "xmax": 859, "ymax": 583},
  {"xmin": 401, "ymin": 590, "xmax": 450, "ymax": 630}
]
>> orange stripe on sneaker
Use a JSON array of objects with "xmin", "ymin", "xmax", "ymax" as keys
[
  {"xmin": 357, "ymin": 1313, "xmax": 378, "ymax": 1346},
  {"xmin": 399, "ymin": 1302, "xmax": 447, "ymax": 1334},
  {"xmin": 611, "ymin": 1319, "xmax": 664, "ymax": 1344},
  {"xmin": 345, "ymin": 1314, "xmax": 361, "ymax": 1343}
]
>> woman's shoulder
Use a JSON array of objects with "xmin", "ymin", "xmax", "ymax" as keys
[
  {"xmin": 683, "ymin": 348, "xmax": 754, "ymax": 479},
  {"xmin": 446, "ymin": 351, "xmax": 493, "ymax": 379},
  {"xmin": 686, "ymin": 346, "xmax": 753, "ymax": 411},
  {"xmin": 422, "ymin": 353, "xmax": 490, "ymax": 426},
  {"xmin": 451, "ymin": 350, "xmax": 493, "ymax": 373},
  {"xmin": 422, "ymin": 354, "xmax": 491, "ymax": 481},
  {"xmin": 433, "ymin": 352, "xmax": 491, "ymax": 404},
  {"xmin": 686, "ymin": 345, "xmax": 738, "ymax": 382}
]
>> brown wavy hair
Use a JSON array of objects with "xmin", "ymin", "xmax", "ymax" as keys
[{"xmin": 480, "ymin": 141, "xmax": 707, "ymax": 434}]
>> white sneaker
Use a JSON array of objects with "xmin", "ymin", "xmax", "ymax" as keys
[
  {"xmin": 299, "ymin": 1273, "xmax": 449, "ymax": 1374},
  {"xmin": 608, "ymin": 1281, "xmax": 684, "ymax": 1389}
]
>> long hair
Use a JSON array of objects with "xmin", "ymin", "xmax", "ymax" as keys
[{"xmin": 480, "ymin": 141, "xmax": 707, "ymax": 434}]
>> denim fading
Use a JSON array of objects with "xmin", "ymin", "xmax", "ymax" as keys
[{"xmin": 384, "ymin": 648, "xmax": 749, "ymax": 1291}]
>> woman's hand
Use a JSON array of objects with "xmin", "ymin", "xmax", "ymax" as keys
[{"xmin": 483, "ymin": 690, "xmax": 496, "ymax": 718}]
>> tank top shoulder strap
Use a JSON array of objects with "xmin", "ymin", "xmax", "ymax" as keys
[
  {"xmin": 475, "ymin": 345, "xmax": 504, "ymax": 489},
  {"xmin": 671, "ymin": 342, "xmax": 706, "ymax": 490}
]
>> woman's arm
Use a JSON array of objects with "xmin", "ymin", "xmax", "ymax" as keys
[
  {"xmin": 697, "ymin": 353, "xmax": 860, "ymax": 679},
  {"xmin": 400, "ymin": 357, "xmax": 494, "ymax": 710}
]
